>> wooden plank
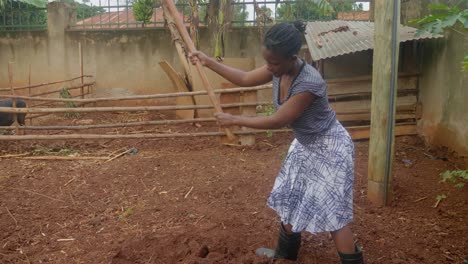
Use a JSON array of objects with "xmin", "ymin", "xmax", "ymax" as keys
[
  {"xmin": 337, "ymin": 112, "xmax": 415, "ymax": 122},
  {"xmin": 348, "ymin": 123, "xmax": 416, "ymax": 140},
  {"xmin": 219, "ymin": 82, "xmax": 241, "ymax": 144},
  {"xmin": 220, "ymin": 83, "xmax": 241, "ymax": 115},
  {"xmin": 331, "ymin": 95, "xmax": 416, "ymax": 114},
  {"xmin": 327, "ymin": 76, "xmax": 417, "ymax": 96},
  {"xmin": 239, "ymin": 90, "xmax": 257, "ymax": 146},
  {"xmin": 159, "ymin": 61, "xmax": 195, "ymax": 120}
]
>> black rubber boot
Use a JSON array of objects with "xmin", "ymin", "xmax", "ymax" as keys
[
  {"xmin": 338, "ymin": 245, "xmax": 364, "ymax": 264},
  {"xmin": 256, "ymin": 223, "xmax": 301, "ymax": 261}
]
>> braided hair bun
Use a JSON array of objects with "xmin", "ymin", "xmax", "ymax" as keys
[
  {"xmin": 264, "ymin": 21, "xmax": 306, "ymax": 58},
  {"xmin": 293, "ymin": 20, "xmax": 307, "ymax": 34}
]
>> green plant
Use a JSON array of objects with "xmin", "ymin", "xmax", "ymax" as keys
[
  {"xmin": 409, "ymin": 2, "xmax": 468, "ymax": 71},
  {"xmin": 433, "ymin": 194, "xmax": 446, "ymax": 208},
  {"xmin": 433, "ymin": 170, "xmax": 467, "ymax": 207},
  {"xmin": 118, "ymin": 207, "xmax": 133, "ymax": 220},
  {"xmin": 261, "ymin": 105, "xmax": 276, "ymax": 138},
  {"xmin": 262, "ymin": 105, "xmax": 276, "ymax": 116},
  {"xmin": 32, "ymin": 145, "xmax": 77, "ymax": 156},
  {"xmin": 440, "ymin": 170, "xmax": 468, "ymax": 188},
  {"xmin": 132, "ymin": 0, "xmax": 154, "ymax": 27},
  {"xmin": 0, "ymin": 0, "xmax": 46, "ymax": 9},
  {"xmin": 60, "ymin": 87, "xmax": 80, "ymax": 118},
  {"xmin": 463, "ymin": 55, "xmax": 468, "ymax": 71}
]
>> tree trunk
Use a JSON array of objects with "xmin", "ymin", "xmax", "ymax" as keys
[
  {"xmin": 188, "ymin": 0, "xmax": 199, "ymax": 49},
  {"xmin": 206, "ymin": 0, "xmax": 233, "ymax": 58}
]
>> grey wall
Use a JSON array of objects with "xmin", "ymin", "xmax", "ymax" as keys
[
  {"xmin": 401, "ymin": 0, "xmax": 468, "ymax": 155},
  {"xmin": 0, "ymin": 3, "xmax": 264, "ymax": 104}
]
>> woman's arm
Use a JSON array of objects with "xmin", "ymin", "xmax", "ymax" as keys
[
  {"xmin": 215, "ymin": 92, "xmax": 315, "ymax": 130},
  {"xmin": 189, "ymin": 51, "xmax": 272, "ymax": 87}
]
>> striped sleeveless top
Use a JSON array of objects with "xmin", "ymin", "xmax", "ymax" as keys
[{"xmin": 273, "ymin": 62, "xmax": 337, "ymax": 145}]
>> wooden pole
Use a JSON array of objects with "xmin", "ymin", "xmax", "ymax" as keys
[
  {"xmin": 0, "ymin": 123, "xmax": 417, "ymax": 141},
  {"xmin": 1, "ymin": 118, "xmax": 216, "ymax": 130},
  {"xmin": 79, "ymin": 42, "xmax": 84, "ymax": 99},
  {"xmin": 161, "ymin": 0, "xmax": 236, "ymax": 142},
  {"xmin": 28, "ymin": 63, "xmax": 32, "ymax": 125},
  {"xmin": 0, "ymin": 76, "xmax": 93, "ymax": 92},
  {"xmin": 28, "ymin": 64, "xmax": 31, "ymax": 96},
  {"xmin": 367, "ymin": 0, "xmax": 400, "ymax": 206},
  {"xmin": 0, "ymin": 84, "xmax": 272, "ymax": 103},
  {"xmin": 0, "ymin": 101, "xmax": 272, "ymax": 114},
  {"xmin": 0, "ymin": 129, "xmax": 291, "ymax": 141}
]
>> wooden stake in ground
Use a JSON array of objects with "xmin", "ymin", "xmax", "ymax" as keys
[
  {"xmin": 79, "ymin": 42, "xmax": 84, "ymax": 99},
  {"xmin": 160, "ymin": 0, "xmax": 236, "ymax": 142},
  {"xmin": 367, "ymin": 0, "xmax": 401, "ymax": 206}
]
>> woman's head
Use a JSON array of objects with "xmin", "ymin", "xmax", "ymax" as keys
[{"xmin": 262, "ymin": 21, "xmax": 306, "ymax": 76}]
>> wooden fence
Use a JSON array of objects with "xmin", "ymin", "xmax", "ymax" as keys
[{"xmin": 0, "ymin": 74, "xmax": 419, "ymax": 144}]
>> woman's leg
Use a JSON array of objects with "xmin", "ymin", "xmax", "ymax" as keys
[
  {"xmin": 331, "ymin": 225, "xmax": 364, "ymax": 264},
  {"xmin": 330, "ymin": 225, "xmax": 355, "ymax": 254},
  {"xmin": 283, "ymin": 223, "xmax": 293, "ymax": 233},
  {"xmin": 255, "ymin": 222, "xmax": 301, "ymax": 260}
]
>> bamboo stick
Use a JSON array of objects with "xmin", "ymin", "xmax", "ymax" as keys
[
  {"xmin": 0, "ymin": 75, "xmax": 94, "ymax": 92},
  {"xmin": 30, "ymin": 93, "xmax": 91, "ymax": 108},
  {"xmin": 0, "ymin": 122, "xmax": 417, "ymax": 141},
  {"xmin": 17, "ymin": 156, "xmax": 109, "ymax": 160},
  {"xmin": 29, "ymin": 82, "xmax": 94, "ymax": 97},
  {"xmin": 0, "ymin": 118, "xmax": 216, "ymax": 130},
  {"xmin": 0, "ymin": 129, "xmax": 290, "ymax": 140},
  {"xmin": 1, "ymin": 87, "xmax": 415, "ymax": 104},
  {"xmin": 161, "ymin": 0, "xmax": 235, "ymax": 141},
  {"xmin": 0, "ymin": 84, "xmax": 272, "ymax": 103},
  {"xmin": 26, "ymin": 100, "xmax": 95, "ymax": 120},
  {"xmin": 0, "ymin": 102, "xmax": 272, "ymax": 114},
  {"xmin": 0, "ymin": 108, "xmax": 418, "ymax": 131}
]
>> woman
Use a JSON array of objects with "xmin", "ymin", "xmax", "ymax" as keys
[{"xmin": 189, "ymin": 21, "xmax": 364, "ymax": 264}]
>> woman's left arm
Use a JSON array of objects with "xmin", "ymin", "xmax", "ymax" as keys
[{"xmin": 216, "ymin": 92, "xmax": 315, "ymax": 130}]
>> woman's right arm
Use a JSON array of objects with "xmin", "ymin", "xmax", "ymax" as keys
[{"xmin": 189, "ymin": 51, "xmax": 272, "ymax": 87}]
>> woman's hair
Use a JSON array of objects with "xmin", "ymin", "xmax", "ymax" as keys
[{"xmin": 263, "ymin": 21, "xmax": 306, "ymax": 58}]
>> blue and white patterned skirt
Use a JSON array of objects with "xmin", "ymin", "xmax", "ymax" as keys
[{"xmin": 267, "ymin": 121, "xmax": 355, "ymax": 234}]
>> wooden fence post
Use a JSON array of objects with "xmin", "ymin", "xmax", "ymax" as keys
[{"xmin": 367, "ymin": 0, "xmax": 401, "ymax": 206}]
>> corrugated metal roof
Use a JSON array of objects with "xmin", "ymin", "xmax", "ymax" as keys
[{"xmin": 304, "ymin": 20, "xmax": 443, "ymax": 61}]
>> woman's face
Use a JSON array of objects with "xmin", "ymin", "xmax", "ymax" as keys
[{"xmin": 262, "ymin": 47, "xmax": 296, "ymax": 77}]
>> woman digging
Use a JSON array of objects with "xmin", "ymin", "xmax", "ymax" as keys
[{"xmin": 189, "ymin": 21, "xmax": 364, "ymax": 264}]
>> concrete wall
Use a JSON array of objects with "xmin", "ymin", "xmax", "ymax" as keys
[
  {"xmin": 0, "ymin": 3, "xmax": 264, "ymax": 103},
  {"xmin": 402, "ymin": 0, "xmax": 468, "ymax": 156}
]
